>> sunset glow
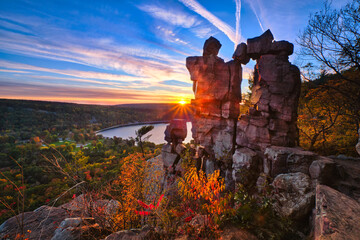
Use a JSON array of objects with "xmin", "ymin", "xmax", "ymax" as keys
[
  {"xmin": 0, "ymin": 0, "xmax": 350, "ymax": 105},
  {"xmin": 179, "ymin": 100, "xmax": 187, "ymax": 105}
]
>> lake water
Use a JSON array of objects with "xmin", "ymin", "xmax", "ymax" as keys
[{"xmin": 98, "ymin": 122, "xmax": 193, "ymax": 144}]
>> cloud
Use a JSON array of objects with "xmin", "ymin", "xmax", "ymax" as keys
[
  {"xmin": 178, "ymin": 0, "xmax": 237, "ymax": 44},
  {"xmin": 159, "ymin": 80, "xmax": 192, "ymax": 87},
  {"xmin": 138, "ymin": 4, "xmax": 200, "ymax": 28},
  {"xmin": 0, "ymin": 24, "xmax": 192, "ymax": 85},
  {"xmin": 235, "ymin": 0, "xmax": 242, "ymax": 46},
  {"xmin": 190, "ymin": 26, "xmax": 216, "ymax": 38},
  {"xmin": 244, "ymin": 0, "xmax": 265, "ymax": 32},
  {"xmin": 156, "ymin": 26, "xmax": 188, "ymax": 45},
  {"xmin": 0, "ymin": 9, "xmax": 196, "ymax": 104}
]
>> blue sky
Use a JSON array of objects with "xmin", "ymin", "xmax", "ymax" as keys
[{"xmin": 0, "ymin": 0, "xmax": 350, "ymax": 105}]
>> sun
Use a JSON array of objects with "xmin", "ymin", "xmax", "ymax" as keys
[{"xmin": 178, "ymin": 100, "xmax": 187, "ymax": 105}]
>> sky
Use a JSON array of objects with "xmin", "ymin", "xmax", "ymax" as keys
[{"xmin": 0, "ymin": 0, "xmax": 350, "ymax": 105}]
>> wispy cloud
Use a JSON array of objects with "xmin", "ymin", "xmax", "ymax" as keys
[
  {"xmin": 244, "ymin": 0, "xmax": 265, "ymax": 32},
  {"xmin": 235, "ymin": 0, "xmax": 242, "ymax": 46},
  {"xmin": 138, "ymin": 4, "xmax": 200, "ymax": 28},
  {"xmin": 190, "ymin": 25, "xmax": 217, "ymax": 39},
  {"xmin": 178, "ymin": 0, "xmax": 237, "ymax": 44}
]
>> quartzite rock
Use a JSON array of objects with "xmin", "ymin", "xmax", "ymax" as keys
[
  {"xmin": 186, "ymin": 32, "xmax": 302, "ymax": 187},
  {"xmin": 356, "ymin": 128, "xmax": 360, "ymax": 155},
  {"xmin": 232, "ymin": 148, "xmax": 261, "ymax": 186},
  {"xmin": 203, "ymin": 36, "xmax": 222, "ymax": 57},
  {"xmin": 272, "ymin": 172, "xmax": 315, "ymax": 221},
  {"xmin": 233, "ymin": 42, "xmax": 250, "ymax": 64},
  {"xmin": 0, "ymin": 206, "xmax": 73, "ymax": 240},
  {"xmin": 104, "ymin": 226, "xmax": 153, "ymax": 240},
  {"xmin": 51, "ymin": 217, "xmax": 101, "ymax": 240},
  {"xmin": 164, "ymin": 119, "xmax": 187, "ymax": 143},
  {"xmin": 314, "ymin": 185, "xmax": 360, "ymax": 240},
  {"xmin": 309, "ymin": 157, "xmax": 337, "ymax": 185},
  {"xmin": 264, "ymin": 146, "xmax": 317, "ymax": 177},
  {"xmin": 247, "ymin": 29, "xmax": 274, "ymax": 59},
  {"xmin": 186, "ymin": 37, "xmax": 241, "ymax": 170},
  {"xmin": 269, "ymin": 40, "xmax": 294, "ymax": 56}
]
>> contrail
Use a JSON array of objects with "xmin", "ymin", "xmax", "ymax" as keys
[
  {"xmin": 178, "ymin": 0, "xmax": 237, "ymax": 44},
  {"xmin": 245, "ymin": 0, "xmax": 265, "ymax": 32},
  {"xmin": 235, "ymin": 0, "xmax": 241, "ymax": 48}
]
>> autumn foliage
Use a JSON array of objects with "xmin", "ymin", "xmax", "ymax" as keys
[{"xmin": 178, "ymin": 167, "xmax": 232, "ymax": 225}]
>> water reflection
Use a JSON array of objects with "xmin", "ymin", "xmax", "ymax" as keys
[{"xmin": 98, "ymin": 122, "xmax": 193, "ymax": 144}]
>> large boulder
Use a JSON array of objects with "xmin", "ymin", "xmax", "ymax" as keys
[
  {"xmin": 269, "ymin": 40, "xmax": 294, "ymax": 56},
  {"xmin": 51, "ymin": 217, "xmax": 101, "ymax": 240},
  {"xmin": 0, "ymin": 206, "xmax": 72, "ymax": 240},
  {"xmin": 356, "ymin": 128, "xmax": 360, "ymax": 156},
  {"xmin": 272, "ymin": 172, "xmax": 315, "ymax": 221},
  {"xmin": 233, "ymin": 42, "xmax": 250, "ymax": 64},
  {"xmin": 161, "ymin": 143, "xmax": 180, "ymax": 168},
  {"xmin": 247, "ymin": 29, "xmax": 274, "ymax": 59},
  {"xmin": 104, "ymin": 226, "xmax": 153, "ymax": 240},
  {"xmin": 203, "ymin": 36, "xmax": 221, "ymax": 57},
  {"xmin": 314, "ymin": 185, "xmax": 360, "ymax": 240},
  {"xmin": 232, "ymin": 148, "xmax": 261, "ymax": 186},
  {"xmin": 264, "ymin": 146, "xmax": 317, "ymax": 177},
  {"xmin": 309, "ymin": 157, "xmax": 337, "ymax": 185},
  {"xmin": 61, "ymin": 194, "xmax": 120, "ymax": 221},
  {"xmin": 164, "ymin": 119, "xmax": 187, "ymax": 143}
]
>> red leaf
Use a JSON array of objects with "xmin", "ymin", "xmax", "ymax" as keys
[
  {"xmin": 137, "ymin": 200, "xmax": 150, "ymax": 209},
  {"xmin": 156, "ymin": 194, "xmax": 164, "ymax": 208},
  {"xmin": 135, "ymin": 210, "xmax": 150, "ymax": 216},
  {"xmin": 184, "ymin": 216, "xmax": 193, "ymax": 222}
]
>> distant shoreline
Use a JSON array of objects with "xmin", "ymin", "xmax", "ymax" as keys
[{"xmin": 96, "ymin": 120, "xmax": 170, "ymax": 133}]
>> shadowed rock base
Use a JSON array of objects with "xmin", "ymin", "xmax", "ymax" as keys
[{"xmin": 315, "ymin": 185, "xmax": 360, "ymax": 240}]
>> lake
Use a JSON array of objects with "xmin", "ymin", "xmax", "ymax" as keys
[{"xmin": 98, "ymin": 122, "xmax": 193, "ymax": 144}]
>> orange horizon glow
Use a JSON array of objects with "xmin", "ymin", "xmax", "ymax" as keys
[{"xmin": 0, "ymin": 96, "xmax": 195, "ymax": 106}]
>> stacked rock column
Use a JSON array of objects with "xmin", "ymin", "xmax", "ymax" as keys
[
  {"xmin": 236, "ymin": 30, "xmax": 301, "ymax": 151},
  {"xmin": 186, "ymin": 37, "xmax": 242, "ymax": 182}
]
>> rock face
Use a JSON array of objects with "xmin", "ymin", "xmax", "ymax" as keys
[
  {"xmin": 237, "ymin": 44, "xmax": 300, "ymax": 151},
  {"xmin": 162, "ymin": 119, "xmax": 187, "ymax": 172},
  {"xmin": 51, "ymin": 217, "xmax": 101, "ymax": 240},
  {"xmin": 264, "ymin": 146, "xmax": 317, "ymax": 177},
  {"xmin": 184, "ymin": 30, "xmax": 302, "ymax": 189},
  {"xmin": 0, "ymin": 206, "xmax": 72, "ymax": 240},
  {"xmin": 314, "ymin": 185, "xmax": 360, "ymax": 240},
  {"xmin": 104, "ymin": 226, "xmax": 153, "ymax": 240},
  {"xmin": 0, "ymin": 196, "xmax": 120, "ymax": 240},
  {"xmin": 356, "ymin": 128, "xmax": 360, "ymax": 155},
  {"xmin": 186, "ymin": 36, "xmax": 242, "ymax": 179},
  {"xmin": 232, "ymin": 147, "xmax": 261, "ymax": 186},
  {"xmin": 272, "ymin": 172, "xmax": 315, "ymax": 221},
  {"xmin": 309, "ymin": 157, "xmax": 337, "ymax": 185}
]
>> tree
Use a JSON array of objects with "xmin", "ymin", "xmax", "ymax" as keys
[
  {"xmin": 298, "ymin": 0, "xmax": 360, "ymax": 84},
  {"xmin": 298, "ymin": 0, "xmax": 360, "ymax": 153},
  {"xmin": 135, "ymin": 125, "xmax": 154, "ymax": 156}
]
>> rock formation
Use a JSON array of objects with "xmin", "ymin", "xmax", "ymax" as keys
[
  {"xmin": 314, "ymin": 185, "xmax": 360, "ymax": 240},
  {"xmin": 185, "ymin": 36, "xmax": 241, "ymax": 183},
  {"xmin": 356, "ymin": 127, "xmax": 360, "ymax": 155},
  {"xmin": 160, "ymin": 29, "xmax": 360, "ymax": 238},
  {"xmin": 182, "ymin": 30, "xmax": 301, "ymax": 189},
  {"xmin": 237, "ymin": 30, "xmax": 300, "ymax": 151},
  {"xmin": 161, "ymin": 119, "xmax": 187, "ymax": 173}
]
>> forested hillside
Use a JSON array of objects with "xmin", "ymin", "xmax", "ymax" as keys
[{"xmin": 0, "ymin": 99, "xmax": 191, "ymax": 142}]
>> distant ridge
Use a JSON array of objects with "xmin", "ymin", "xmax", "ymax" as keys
[{"xmin": 117, "ymin": 103, "xmax": 178, "ymax": 109}]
